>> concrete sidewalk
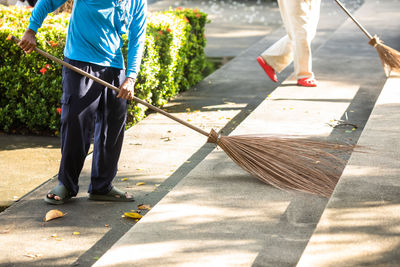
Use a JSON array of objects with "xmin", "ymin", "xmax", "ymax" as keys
[
  {"xmin": 297, "ymin": 2, "xmax": 400, "ymax": 263},
  {"xmin": 1, "ymin": 0, "xmax": 397, "ymax": 266}
]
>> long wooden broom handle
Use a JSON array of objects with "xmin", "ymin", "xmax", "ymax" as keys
[
  {"xmin": 333, "ymin": 0, "xmax": 373, "ymax": 40},
  {"xmin": 11, "ymin": 36, "xmax": 210, "ymax": 138}
]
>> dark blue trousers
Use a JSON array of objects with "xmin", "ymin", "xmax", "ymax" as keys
[{"xmin": 58, "ymin": 58, "xmax": 127, "ymax": 196}]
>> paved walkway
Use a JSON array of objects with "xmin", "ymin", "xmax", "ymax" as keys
[{"xmin": 1, "ymin": 0, "xmax": 399, "ymax": 266}]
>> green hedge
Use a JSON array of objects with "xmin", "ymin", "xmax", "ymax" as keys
[{"xmin": 0, "ymin": 6, "xmax": 208, "ymax": 134}]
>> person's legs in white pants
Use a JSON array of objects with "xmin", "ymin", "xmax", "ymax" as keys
[{"xmin": 260, "ymin": 0, "xmax": 321, "ymax": 80}]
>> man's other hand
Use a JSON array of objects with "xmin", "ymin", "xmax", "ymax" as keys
[{"xmin": 117, "ymin": 77, "xmax": 135, "ymax": 100}]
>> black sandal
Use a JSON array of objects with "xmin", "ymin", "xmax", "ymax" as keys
[
  {"xmin": 88, "ymin": 187, "xmax": 134, "ymax": 202},
  {"xmin": 44, "ymin": 184, "xmax": 73, "ymax": 205}
]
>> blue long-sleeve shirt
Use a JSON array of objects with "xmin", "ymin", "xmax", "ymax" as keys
[{"xmin": 28, "ymin": 0, "xmax": 147, "ymax": 79}]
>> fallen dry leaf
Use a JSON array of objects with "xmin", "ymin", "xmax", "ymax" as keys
[
  {"xmin": 136, "ymin": 182, "xmax": 146, "ymax": 186},
  {"xmin": 73, "ymin": 232, "xmax": 80, "ymax": 235},
  {"xmin": 50, "ymin": 234, "xmax": 64, "ymax": 241},
  {"xmin": 0, "ymin": 225, "xmax": 14, "ymax": 234},
  {"xmin": 138, "ymin": 204, "xmax": 151, "ymax": 210},
  {"xmin": 44, "ymin": 209, "xmax": 64, "ymax": 222},
  {"xmin": 24, "ymin": 252, "xmax": 42, "ymax": 258}
]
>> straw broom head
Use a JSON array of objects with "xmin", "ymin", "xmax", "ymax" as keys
[
  {"xmin": 207, "ymin": 129, "xmax": 355, "ymax": 198},
  {"xmin": 369, "ymin": 35, "xmax": 400, "ymax": 77}
]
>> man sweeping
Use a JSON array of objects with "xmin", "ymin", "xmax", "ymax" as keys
[
  {"xmin": 257, "ymin": 0, "xmax": 321, "ymax": 87},
  {"xmin": 18, "ymin": 0, "xmax": 147, "ymax": 204}
]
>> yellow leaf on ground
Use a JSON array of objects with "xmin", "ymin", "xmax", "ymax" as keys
[
  {"xmin": 121, "ymin": 178, "xmax": 128, "ymax": 181},
  {"xmin": 44, "ymin": 210, "xmax": 64, "ymax": 222},
  {"xmin": 73, "ymin": 232, "xmax": 80, "ymax": 235},
  {"xmin": 123, "ymin": 212, "xmax": 143, "ymax": 219},
  {"xmin": 136, "ymin": 182, "xmax": 146, "ymax": 186}
]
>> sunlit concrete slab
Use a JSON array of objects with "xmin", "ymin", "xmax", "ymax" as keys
[{"xmin": 297, "ymin": 76, "xmax": 400, "ymax": 267}]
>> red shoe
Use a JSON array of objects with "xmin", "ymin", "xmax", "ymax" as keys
[
  {"xmin": 257, "ymin": 56, "xmax": 278, "ymax": 83},
  {"xmin": 297, "ymin": 77, "xmax": 317, "ymax": 87}
]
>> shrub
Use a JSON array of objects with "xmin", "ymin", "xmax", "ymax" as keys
[
  {"xmin": 127, "ymin": 7, "xmax": 208, "ymax": 127},
  {"xmin": 0, "ymin": 6, "xmax": 67, "ymax": 134},
  {"xmin": 0, "ymin": 5, "xmax": 208, "ymax": 134},
  {"xmin": 173, "ymin": 7, "xmax": 208, "ymax": 90}
]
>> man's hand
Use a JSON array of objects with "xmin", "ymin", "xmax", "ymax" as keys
[
  {"xmin": 117, "ymin": 77, "xmax": 135, "ymax": 100},
  {"xmin": 19, "ymin": 28, "xmax": 37, "ymax": 54}
]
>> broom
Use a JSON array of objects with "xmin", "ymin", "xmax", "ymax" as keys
[
  {"xmin": 334, "ymin": 0, "xmax": 400, "ymax": 76},
  {"xmin": 11, "ymin": 36, "xmax": 354, "ymax": 198}
]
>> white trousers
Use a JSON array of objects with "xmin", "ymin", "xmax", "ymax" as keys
[{"xmin": 261, "ymin": 0, "xmax": 321, "ymax": 79}]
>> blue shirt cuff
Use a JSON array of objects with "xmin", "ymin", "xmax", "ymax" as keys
[
  {"xmin": 28, "ymin": 21, "xmax": 40, "ymax": 33},
  {"xmin": 126, "ymin": 72, "xmax": 137, "ymax": 80}
]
